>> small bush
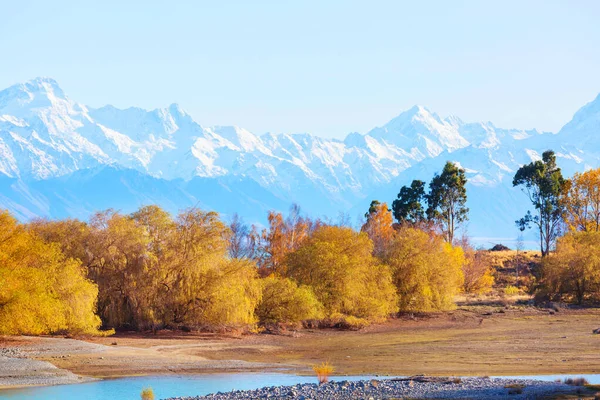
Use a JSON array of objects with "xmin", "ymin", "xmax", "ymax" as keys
[
  {"xmin": 504, "ymin": 383, "xmax": 524, "ymax": 394},
  {"xmin": 503, "ymin": 285, "xmax": 520, "ymax": 296},
  {"xmin": 141, "ymin": 387, "xmax": 155, "ymax": 400},
  {"xmin": 340, "ymin": 315, "xmax": 370, "ymax": 330},
  {"xmin": 563, "ymin": 377, "xmax": 589, "ymax": 386},
  {"xmin": 490, "ymin": 244, "xmax": 511, "ymax": 252},
  {"xmin": 324, "ymin": 313, "xmax": 371, "ymax": 330},
  {"xmin": 313, "ymin": 361, "xmax": 334, "ymax": 384}
]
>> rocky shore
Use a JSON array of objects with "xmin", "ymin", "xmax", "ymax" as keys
[{"xmin": 169, "ymin": 376, "xmax": 579, "ymax": 400}]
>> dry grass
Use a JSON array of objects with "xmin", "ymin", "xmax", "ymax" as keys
[
  {"xmin": 183, "ymin": 307, "xmax": 600, "ymax": 376},
  {"xmin": 312, "ymin": 361, "xmax": 334, "ymax": 384},
  {"xmin": 140, "ymin": 387, "xmax": 155, "ymax": 400}
]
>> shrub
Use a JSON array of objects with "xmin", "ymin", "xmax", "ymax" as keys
[
  {"xmin": 341, "ymin": 315, "xmax": 370, "ymax": 330},
  {"xmin": 313, "ymin": 361, "xmax": 334, "ymax": 384},
  {"xmin": 326, "ymin": 313, "xmax": 370, "ymax": 330},
  {"xmin": 564, "ymin": 377, "xmax": 589, "ymax": 386},
  {"xmin": 462, "ymin": 248, "xmax": 495, "ymax": 294},
  {"xmin": 537, "ymin": 232, "xmax": 600, "ymax": 304},
  {"xmin": 140, "ymin": 387, "xmax": 155, "ymax": 400},
  {"xmin": 256, "ymin": 275, "xmax": 324, "ymax": 324},
  {"xmin": 504, "ymin": 383, "xmax": 524, "ymax": 394},
  {"xmin": 503, "ymin": 285, "xmax": 520, "ymax": 296}
]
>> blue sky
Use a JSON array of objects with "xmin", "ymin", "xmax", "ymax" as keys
[{"xmin": 1, "ymin": 0, "xmax": 600, "ymax": 138}]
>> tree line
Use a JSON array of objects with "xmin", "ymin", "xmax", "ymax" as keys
[
  {"xmin": 3, "ymin": 153, "xmax": 600, "ymax": 335},
  {"xmin": 0, "ymin": 162, "xmax": 478, "ymax": 335}
]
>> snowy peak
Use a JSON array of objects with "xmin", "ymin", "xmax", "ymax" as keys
[
  {"xmin": 365, "ymin": 105, "xmax": 469, "ymax": 158},
  {"xmin": 557, "ymin": 93, "xmax": 600, "ymax": 152},
  {"xmin": 0, "ymin": 77, "xmax": 69, "ymax": 112}
]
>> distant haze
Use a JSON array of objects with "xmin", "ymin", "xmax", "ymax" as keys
[{"xmin": 1, "ymin": 0, "xmax": 600, "ymax": 138}]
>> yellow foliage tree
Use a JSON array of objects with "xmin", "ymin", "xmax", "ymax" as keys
[
  {"xmin": 538, "ymin": 231, "xmax": 600, "ymax": 304},
  {"xmin": 563, "ymin": 168, "xmax": 600, "ymax": 232},
  {"xmin": 285, "ymin": 226, "xmax": 398, "ymax": 320},
  {"xmin": 198, "ymin": 258, "xmax": 262, "ymax": 327},
  {"xmin": 383, "ymin": 228, "xmax": 464, "ymax": 311},
  {"xmin": 0, "ymin": 211, "xmax": 101, "ymax": 335},
  {"xmin": 257, "ymin": 275, "xmax": 324, "ymax": 324}
]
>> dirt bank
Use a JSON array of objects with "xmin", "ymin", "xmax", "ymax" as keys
[{"xmin": 2, "ymin": 307, "xmax": 600, "ymax": 388}]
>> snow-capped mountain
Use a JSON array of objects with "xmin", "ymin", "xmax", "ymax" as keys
[{"xmin": 1, "ymin": 77, "xmax": 599, "ymax": 243}]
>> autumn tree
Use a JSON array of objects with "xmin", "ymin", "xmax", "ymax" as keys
[
  {"xmin": 537, "ymin": 231, "xmax": 600, "ymax": 304},
  {"xmin": 258, "ymin": 205, "xmax": 314, "ymax": 276},
  {"xmin": 392, "ymin": 180, "xmax": 427, "ymax": 225},
  {"xmin": 285, "ymin": 226, "xmax": 398, "ymax": 320},
  {"xmin": 27, "ymin": 218, "xmax": 91, "ymax": 262},
  {"xmin": 361, "ymin": 201, "xmax": 395, "ymax": 257},
  {"xmin": 459, "ymin": 238, "xmax": 495, "ymax": 294},
  {"xmin": 562, "ymin": 168, "xmax": 600, "ymax": 232},
  {"xmin": 382, "ymin": 227, "xmax": 464, "ymax": 311},
  {"xmin": 0, "ymin": 211, "xmax": 101, "ymax": 335},
  {"xmin": 85, "ymin": 209, "xmax": 155, "ymax": 329},
  {"xmin": 167, "ymin": 208, "xmax": 261, "ymax": 328},
  {"xmin": 513, "ymin": 150, "xmax": 566, "ymax": 257},
  {"xmin": 426, "ymin": 162, "xmax": 469, "ymax": 244}
]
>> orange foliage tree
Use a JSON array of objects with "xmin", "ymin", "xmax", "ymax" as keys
[
  {"xmin": 361, "ymin": 200, "xmax": 395, "ymax": 257},
  {"xmin": 258, "ymin": 205, "xmax": 314, "ymax": 276}
]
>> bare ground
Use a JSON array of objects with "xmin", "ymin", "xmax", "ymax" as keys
[{"xmin": 1, "ymin": 306, "xmax": 600, "ymax": 388}]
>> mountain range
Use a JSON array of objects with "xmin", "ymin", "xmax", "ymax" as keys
[{"xmin": 1, "ymin": 77, "xmax": 599, "ymax": 244}]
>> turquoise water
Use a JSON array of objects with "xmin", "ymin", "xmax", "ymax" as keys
[
  {"xmin": 0, "ymin": 373, "xmax": 379, "ymax": 400},
  {"xmin": 1, "ymin": 373, "xmax": 599, "ymax": 400}
]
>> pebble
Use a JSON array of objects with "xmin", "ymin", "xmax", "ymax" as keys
[{"xmin": 166, "ymin": 377, "xmax": 578, "ymax": 400}]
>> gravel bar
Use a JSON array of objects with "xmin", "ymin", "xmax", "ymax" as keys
[{"xmin": 168, "ymin": 376, "xmax": 578, "ymax": 400}]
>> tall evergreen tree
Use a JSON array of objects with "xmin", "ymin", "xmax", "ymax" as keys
[
  {"xmin": 426, "ymin": 162, "xmax": 469, "ymax": 244},
  {"xmin": 392, "ymin": 179, "xmax": 427, "ymax": 224},
  {"xmin": 513, "ymin": 150, "xmax": 566, "ymax": 257}
]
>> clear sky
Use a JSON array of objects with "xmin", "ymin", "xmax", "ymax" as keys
[{"xmin": 2, "ymin": 0, "xmax": 600, "ymax": 138}]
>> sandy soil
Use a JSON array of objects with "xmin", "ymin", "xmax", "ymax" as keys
[{"xmin": 1, "ymin": 306, "xmax": 600, "ymax": 388}]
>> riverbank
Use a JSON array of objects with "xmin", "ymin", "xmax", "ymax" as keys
[
  {"xmin": 2, "ymin": 307, "xmax": 600, "ymax": 388},
  {"xmin": 168, "ymin": 377, "xmax": 582, "ymax": 400}
]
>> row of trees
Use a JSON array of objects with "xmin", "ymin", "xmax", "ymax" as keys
[
  {"xmin": 1, "ymin": 160, "xmax": 512, "ymax": 335},
  {"xmin": 1, "ymin": 163, "xmax": 476, "ymax": 335}
]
